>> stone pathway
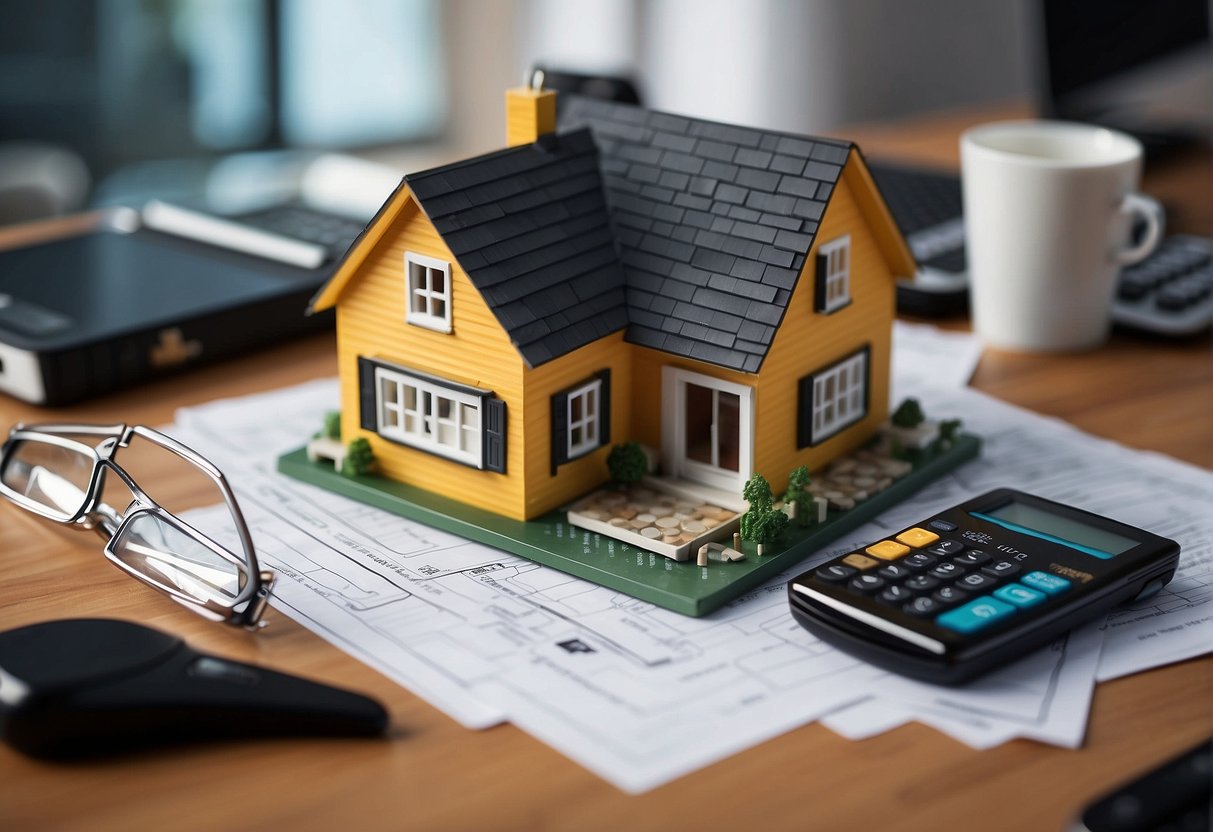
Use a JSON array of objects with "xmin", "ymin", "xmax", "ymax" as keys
[
  {"xmin": 567, "ymin": 488, "xmax": 740, "ymax": 561},
  {"xmin": 805, "ymin": 446, "xmax": 913, "ymax": 511}
]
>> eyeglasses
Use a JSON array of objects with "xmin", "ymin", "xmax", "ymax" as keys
[{"xmin": 0, "ymin": 423, "xmax": 274, "ymax": 629}]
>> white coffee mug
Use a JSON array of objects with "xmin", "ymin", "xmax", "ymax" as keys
[{"xmin": 960, "ymin": 121, "xmax": 1163, "ymax": 352}]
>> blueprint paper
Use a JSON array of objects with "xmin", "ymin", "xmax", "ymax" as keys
[
  {"xmin": 891, "ymin": 320, "xmax": 984, "ymax": 397},
  {"xmin": 167, "ymin": 378, "xmax": 1081, "ymax": 788},
  {"xmin": 166, "ymin": 325, "xmax": 1212, "ymax": 790},
  {"xmin": 872, "ymin": 622, "xmax": 1105, "ymax": 749}
]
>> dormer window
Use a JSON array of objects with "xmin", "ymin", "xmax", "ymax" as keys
[
  {"xmin": 405, "ymin": 251, "xmax": 452, "ymax": 332},
  {"xmin": 815, "ymin": 235, "xmax": 852, "ymax": 314}
]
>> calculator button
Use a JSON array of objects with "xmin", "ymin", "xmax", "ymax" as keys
[
  {"xmin": 816, "ymin": 564, "xmax": 856, "ymax": 582},
  {"xmin": 904, "ymin": 596, "xmax": 943, "ymax": 616},
  {"xmin": 902, "ymin": 553, "xmax": 938, "ymax": 570},
  {"xmin": 904, "ymin": 575, "xmax": 940, "ymax": 593},
  {"xmin": 849, "ymin": 574, "xmax": 886, "ymax": 593},
  {"xmin": 994, "ymin": 583, "xmax": 1047, "ymax": 608},
  {"xmin": 878, "ymin": 585, "xmax": 915, "ymax": 605},
  {"xmin": 928, "ymin": 519, "xmax": 957, "ymax": 532},
  {"xmin": 866, "ymin": 540, "xmax": 911, "ymax": 560},
  {"xmin": 877, "ymin": 562, "xmax": 913, "ymax": 581},
  {"xmin": 930, "ymin": 562, "xmax": 964, "ymax": 580},
  {"xmin": 842, "ymin": 553, "xmax": 880, "ymax": 570},
  {"xmin": 896, "ymin": 527, "xmax": 940, "ymax": 548},
  {"xmin": 926, "ymin": 540, "xmax": 965, "ymax": 556},
  {"xmin": 1021, "ymin": 571, "xmax": 1072, "ymax": 596},
  {"xmin": 935, "ymin": 597, "xmax": 1017, "ymax": 633},
  {"xmin": 932, "ymin": 585, "xmax": 969, "ymax": 606},
  {"xmin": 982, "ymin": 560, "xmax": 1020, "ymax": 579},
  {"xmin": 958, "ymin": 572, "xmax": 997, "ymax": 592},
  {"xmin": 954, "ymin": 549, "xmax": 991, "ymax": 567}
]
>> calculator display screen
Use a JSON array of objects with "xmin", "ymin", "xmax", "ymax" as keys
[{"xmin": 972, "ymin": 500, "xmax": 1138, "ymax": 559}]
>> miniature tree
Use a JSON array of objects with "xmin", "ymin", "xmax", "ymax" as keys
[
  {"xmin": 322, "ymin": 410, "xmax": 341, "ymax": 440},
  {"xmin": 606, "ymin": 442, "xmax": 647, "ymax": 488},
  {"xmin": 784, "ymin": 465, "xmax": 813, "ymax": 527},
  {"xmin": 342, "ymin": 437, "xmax": 375, "ymax": 477},
  {"xmin": 938, "ymin": 418, "xmax": 962, "ymax": 451},
  {"xmin": 891, "ymin": 397, "xmax": 925, "ymax": 428},
  {"xmin": 740, "ymin": 473, "xmax": 788, "ymax": 556}
]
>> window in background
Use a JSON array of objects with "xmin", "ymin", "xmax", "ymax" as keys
[
  {"xmin": 281, "ymin": 0, "xmax": 444, "ymax": 147},
  {"xmin": 0, "ymin": 0, "xmax": 444, "ymax": 188}
]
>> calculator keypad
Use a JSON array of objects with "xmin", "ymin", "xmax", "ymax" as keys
[{"xmin": 814, "ymin": 527, "xmax": 1074, "ymax": 635}]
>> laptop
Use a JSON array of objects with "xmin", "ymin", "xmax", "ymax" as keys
[{"xmin": 0, "ymin": 1, "xmax": 432, "ymax": 404}]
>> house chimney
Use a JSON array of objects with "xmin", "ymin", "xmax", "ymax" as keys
[{"xmin": 505, "ymin": 69, "xmax": 556, "ymax": 147}]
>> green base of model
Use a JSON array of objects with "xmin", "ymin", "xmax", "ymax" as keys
[{"xmin": 277, "ymin": 434, "xmax": 980, "ymax": 617}]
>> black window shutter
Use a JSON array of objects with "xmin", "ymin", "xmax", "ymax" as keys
[
  {"xmin": 357, "ymin": 357, "xmax": 379, "ymax": 432},
  {"xmin": 796, "ymin": 373, "xmax": 814, "ymax": 448},
  {"xmin": 814, "ymin": 252, "xmax": 829, "ymax": 312},
  {"xmin": 550, "ymin": 391, "xmax": 568, "ymax": 475},
  {"xmin": 596, "ymin": 369, "xmax": 611, "ymax": 447},
  {"xmin": 483, "ymin": 398, "xmax": 507, "ymax": 473}
]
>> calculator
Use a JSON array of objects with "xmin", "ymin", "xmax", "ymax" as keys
[{"xmin": 788, "ymin": 489, "xmax": 1180, "ymax": 684}]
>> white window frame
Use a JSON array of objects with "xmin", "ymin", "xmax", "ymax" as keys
[
  {"xmin": 565, "ymin": 377, "xmax": 602, "ymax": 459},
  {"xmin": 404, "ymin": 251, "xmax": 452, "ymax": 332},
  {"xmin": 811, "ymin": 350, "xmax": 867, "ymax": 443},
  {"xmin": 375, "ymin": 366, "xmax": 482, "ymax": 467},
  {"xmin": 818, "ymin": 235, "xmax": 851, "ymax": 313}
]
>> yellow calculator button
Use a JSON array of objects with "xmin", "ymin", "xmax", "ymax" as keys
[
  {"xmin": 896, "ymin": 527, "xmax": 940, "ymax": 548},
  {"xmin": 865, "ymin": 540, "xmax": 911, "ymax": 560},
  {"xmin": 842, "ymin": 553, "xmax": 879, "ymax": 570}
]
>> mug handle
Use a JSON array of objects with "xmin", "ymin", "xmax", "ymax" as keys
[{"xmin": 1115, "ymin": 192, "xmax": 1164, "ymax": 266}]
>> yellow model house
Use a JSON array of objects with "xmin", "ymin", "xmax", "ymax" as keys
[{"xmin": 310, "ymin": 85, "xmax": 915, "ymax": 522}]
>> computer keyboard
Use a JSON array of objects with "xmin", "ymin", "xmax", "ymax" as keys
[
  {"xmin": 235, "ymin": 204, "xmax": 368, "ymax": 262},
  {"xmin": 1114, "ymin": 235, "xmax": 1213, "ymax": 336}
]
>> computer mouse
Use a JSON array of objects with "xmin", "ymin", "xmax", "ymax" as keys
[{"xmin": 0, "ymin": 618, "xmax": 388, "ymax": 758}]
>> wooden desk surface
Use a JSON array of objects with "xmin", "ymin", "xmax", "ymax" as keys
[{"xmin": 0, "ymin": 106, "xmax": 1209, "ymax": 832}]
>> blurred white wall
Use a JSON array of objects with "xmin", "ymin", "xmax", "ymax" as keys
[{"xmin": 511, "ymin": 0, "xmax": 1033, "ymax": 136}]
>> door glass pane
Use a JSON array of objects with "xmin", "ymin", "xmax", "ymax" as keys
[
  {"xmin": 716, "ymin": 391, "xmax": 740, "ymax": 472},
  {"xmin": 684, "ymin": 383, "xmax": 713, "ymax": 466}
]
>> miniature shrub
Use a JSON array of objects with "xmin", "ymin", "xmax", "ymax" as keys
[
  {"xmin": 939, "ymin": 418, "xmax": 961, "ymax": 443},
  {"xmin": 785, "ymin": 465, "xmax": 813, "ymax": 527},
  {"xmin": 323, "ymin": 410, "xmax": 342, "ymax": 440},
  {"xmin": 607, "ymin": 442, "xmax": 647, "ymax": 486},
  {"xmin": 741, "ymin": 473, "xmax": 787, "ymax": 551},
  {"xmin": 342, "ymin": 437, "xmax": 375, "ymax": 477},
  {"xmin": 891, "ymin": 398, "xmax": 925, "ymax": 428}
]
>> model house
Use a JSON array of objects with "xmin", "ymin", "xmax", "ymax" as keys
[{"xmin": 309, "ymin": 84, "xmax": 915, "ymax": 522}]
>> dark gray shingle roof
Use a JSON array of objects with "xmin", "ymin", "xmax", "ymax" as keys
[
  {"xmin": 401, "ymin": 99, "xmax": 858, "ymax": 372},
  {"xmin": 405, "ymin": 128, "xmax": 629, "ymax": 368},
  {"xmin": 560, "ymin": 96, "xmax": 854, "ymax": 373}
]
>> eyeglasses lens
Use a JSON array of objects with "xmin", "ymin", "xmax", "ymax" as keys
[
  {"xmin": 110, "ymin": 512, "xmax": 245, "ymax": 605},
  {"xmin": 0, "ymin": 439, "xmax": 94, "ymax": 520},
  {"xmin": 102, "ymin": 431, "xmax": 240, "ymax": 546}
]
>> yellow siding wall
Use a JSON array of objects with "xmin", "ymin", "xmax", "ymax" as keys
[
  {"xmin": 750, "ymin": 159, "xmax": 895, "ymax": 487},
  {"xmin": 334, "ymin": 196, "xmax": 633, "ymax": 520},
  {"xmin": 335, "ymin": 197, "xmax": 529, "ymax": 518},
  {"xmin": 520, "ymin": 332, "xmax": 632, "ymax": 518}
]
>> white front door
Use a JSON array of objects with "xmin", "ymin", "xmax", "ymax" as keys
[{"xmin": 662, "ymin": 367, "xmax": 754, "ymax": 493}]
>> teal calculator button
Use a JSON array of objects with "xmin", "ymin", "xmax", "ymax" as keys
[
  {"xmin": 1021, "ymin": 571, "xmax": 1072, "ymax": 596},
  {"xmin": 994, "ymin": 583, "xmax": 1047, "ymax": 608},
  {"xmin": 935, "ymin": 596, "xmax": 1017, "ymax": 634}
]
